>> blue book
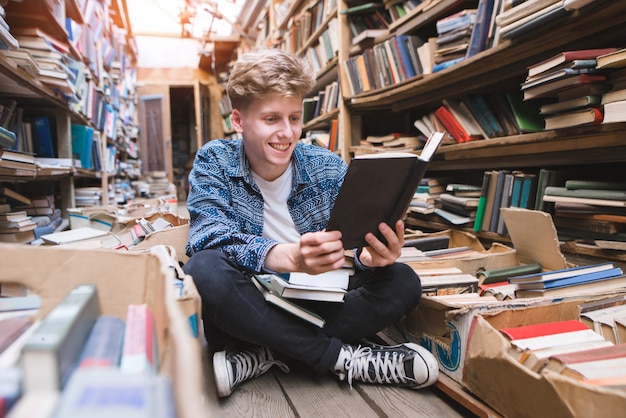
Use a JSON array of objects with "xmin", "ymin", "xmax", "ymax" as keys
[
  {"xmin": 519, "ymin": 174, "xmax": 538, "ymax": 209},
  {"xmin": 509, "ymin": 262, "xmax": 617, "ymax": 284},
  {"xmin": 510, "ymin": 174, "xmax": 523, "ymax": 208},
  {"xmin": 433, "ymin": 57, "xmax": 465, "ymax": 73},
  {"xmin": 32, "ymin": 116, "xmax": 55, "ymax": 158},
  {"xmin": 71, "ymin": 124, "xmax": 94, "ymax": 169},
  {"xmin": 517, "ymin": 267, "xmax": 624, "ymax": 290},
  {"xmin": 466, "ymin": 0, "xmax": 495, "ymax": 59},
  {"xmin": 393, "ymin": 35, "xmax": 416, "ymax": 79}
]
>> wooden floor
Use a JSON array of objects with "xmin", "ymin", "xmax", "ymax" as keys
[{"xmin": 199, "ymin": 346, "xmax": 487, "ymax": 418}]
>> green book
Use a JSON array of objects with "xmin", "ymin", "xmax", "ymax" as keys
[
  {"xmin": 473, "ymin": 170, "xmax": 491, "ymax": 232},
  {"xmin": 544, "ymin": 186, "xmax": 626, "ymax": 201},
  {"xmin": 565, "ymin": 180, "xmax": 626, "ymax": 191},
  {"xmin": 340, "ymin": 2, "xmax": 384, "ymax": 15},
  {"xmin": 477, "ymin": 263, "xmax": 543, "ymax": 285},
  {"xmin": 505, "ymin": 90, "xmax": 546, "ymax": 132},
  {"xmin": 20, "ymin": 283, "xmax": 100, "ymax": 392}
]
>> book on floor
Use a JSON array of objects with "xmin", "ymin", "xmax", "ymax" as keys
[{"xmin": 326, "ymin": 131, "xmax": 444, "ymax": 248}]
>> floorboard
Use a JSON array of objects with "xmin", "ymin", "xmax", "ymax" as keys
[{"xmin": 201, "ymin": 347, "xmax": 479, "ymax": 417}]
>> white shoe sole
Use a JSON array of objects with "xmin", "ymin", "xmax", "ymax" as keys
[{"xmin": 213, "ymin": 351, "xmax": 233, "ymax": 397}]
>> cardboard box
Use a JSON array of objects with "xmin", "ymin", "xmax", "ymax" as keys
[
  {"xmin": 403, "ymin": 228, "xmax": 519, "ymax": 276},
  {"xmin": 464, "ymin": 299, "xmax": 626, "ymax": 418},
  {"xmin": 405, "ymin": 208, "xmax": 571, "ymax": 382},
  {"xmin": 0, "ymin": 244, "xmax": 208, "ymax": 418}
]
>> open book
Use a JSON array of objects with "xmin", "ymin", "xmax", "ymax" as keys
[{"xmin": 327, "ymin": 131, "xmax": 445, "ymax": 248}]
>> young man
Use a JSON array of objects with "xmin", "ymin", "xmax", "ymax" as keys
[{"xmin": 184, "ymin": 48, "xmax": 438, "ymax": 397}]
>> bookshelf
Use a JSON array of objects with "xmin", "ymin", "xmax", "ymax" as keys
[
  {"xmin": 0, "ymin": 0, "xmax": 138, "ymax": 216},
  {"xmin": 248, "ymin": 0, "xmax": 626, "ymax": 254}
]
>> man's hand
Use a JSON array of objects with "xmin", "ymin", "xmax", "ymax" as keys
[
  {"xmin": 357, "ymin": 219, "xmax": 405, "ymax": 268},
  {"xmin": 265, "ymin": 230, "xmax": 345, "ymax": 274}
]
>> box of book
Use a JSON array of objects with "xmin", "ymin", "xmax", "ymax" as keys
[
  {"xmin": 464, "ymin": 297, "xmax": 626, "ymax": 417},
  {"xmin": 404, "ymin": 208, "xmax": 572, "ymax": 382},
  {"xmin": 0, "ymin": 244, "xmax": 207, "ymax": 418},
  {"xmin": 401, "ymin": 228, "xmax": 518, "ymax": 276}
]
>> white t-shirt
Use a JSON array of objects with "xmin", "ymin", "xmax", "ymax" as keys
[{"xmin": 251, "ymin": 162, "xmax": 301, "ymax": 243}]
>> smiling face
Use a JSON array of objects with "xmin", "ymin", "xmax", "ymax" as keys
[{"xmin": 231, "ymin": 94, "xmax": 303, "ymax": 182}]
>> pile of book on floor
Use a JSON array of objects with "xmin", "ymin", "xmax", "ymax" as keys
[
  {"xmin": 500, "ymin": 297, "xmax": 626, "ymax": 390},
  {"xmin": 0, "ymin": 284, "xmax": 176, "ymax": 417},
  {"xmin": 501, "ymin": 262, "xmax": 626, "ymax": 299},
  {"xmin": 0, "ymin": 191, "xmax": 65, "ymax": 244}
]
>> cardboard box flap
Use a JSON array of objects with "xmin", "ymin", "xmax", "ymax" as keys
[
  {"xmin": 501, "ymin": 207, "xmax": 567, "ymax": 271},
  {"xmin": 464, "ymin": 315, "xmax": 575, "ymax": 418}
]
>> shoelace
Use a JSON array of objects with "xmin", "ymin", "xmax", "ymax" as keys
[
  {"xmin": 343, "ymin": 345, "xmax": 417, "ymax": 387},
  {"xmin": 229, "ymin": 346, "xmax": 289, "ymax": 388}
]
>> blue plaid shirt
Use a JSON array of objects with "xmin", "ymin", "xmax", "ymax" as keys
[{"xmin": 186, "ymin": 139, "xmax": 347, "ymax": 273}]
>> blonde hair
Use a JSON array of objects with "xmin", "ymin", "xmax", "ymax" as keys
[{"xmin": 227, "ymin": 48, "xmax": 315, "ymax": 110}]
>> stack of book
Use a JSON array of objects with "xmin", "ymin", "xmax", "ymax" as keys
[
  {"xmin": 508, "ymin": 262, "xmax": 626, "ymax": 298},
  {"xmin": 342, "ymin": 1, "xmax": 390, "ymax": 46},
  {"xmin": 500, "ymin": 319, "xmax": 614, "ymax": 374},
  {"xmin": 435, "ymin": 192, "xmax": 480, "ymax": 227},
  {"xmin": 523, "ymin": 48, "xmax": 617, "ymax": 130},
  {"xmin": 251, "ymin": 269, "xmax": 352, "ymax": 328},
  {"xmin": 598, "ymin": 48, "xmax": 626, "ymax": 124},
  {"xmin": 0, "ymin": 209, "xmax": 36, "ymax": 244},
  {"xmin": 412, "ymin": 266, "xmax": 479, "ymax": 296},
  {"xmin": 543, "ymin": 179, "xmax": 626, "ymax": 242},
  {"xmin": 432, "ymin": 9, "xmax": 477, "ymax": 72},
  {"xmin": 1, "ymin": 284, "xmax": 176, "ymax": 418}
]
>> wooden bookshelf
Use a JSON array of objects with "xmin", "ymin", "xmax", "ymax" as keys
[{"xmin": 0, "ymin": 0, "xmax": 138, "ymax": 214}]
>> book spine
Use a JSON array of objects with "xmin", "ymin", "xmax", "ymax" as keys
[
  {"xmin": 120, "ymin": 304, "xmax": 157, "ymax": 375},
  {"xmin": 20, "ymin": 284, "xmax": 100, "ymax": 391},
  {"xmin": 500, "ymin": 319, "xmax": 589, "ymax": 340},
  {"xmin": 473, "ymin": 170, "xmax": 491, "ymax": 232},
  {"xmin": 78, "ymin": 316, "xmax": 125, "ymax": 368}
]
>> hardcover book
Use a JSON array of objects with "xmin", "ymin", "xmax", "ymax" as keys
[
  {"xmin": 326, "ymin": 131, "xmax": 444, "ymax": 248},
  {"xmin": 508, "ymin": 262, "xmax": 617, "ymax": 284},
  {"xmin": 120, "ymin": 304, "xmax": 157, "ymax": 375},
  {"xmin": 52, "ymin": 368, "xmax": 176, "ymax": 418},
  {"xmin": 20, "ymin": 284, "xmax": 100, "ymax": 391},
  {"xmin": 251, "ymin": 275, "xmax": 325, "ymax": 328},
  {"xmin": 527, "ymin": 48, "xmax": 617, "ymax": 78},
  {"xmin": 78, "ymin": 315, "xmax": 125, "ymax": 368},
  {"xmin": 515, "ymin": 267, "xmax": 624, "ymax": 290},
  {"xmin": 269, "ymin": 275, "xmax": 346, "ymax": 303}
]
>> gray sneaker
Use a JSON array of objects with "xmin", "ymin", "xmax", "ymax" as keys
[
  {"xmin": 335, "ymin": 342, "xmax": 438, "ymax": 389},
  {"xmin": 213, "ymin": 345, "xmax": 289, "ymax": 397}
]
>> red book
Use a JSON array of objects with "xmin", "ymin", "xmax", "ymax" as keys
[
  {"xmin": 527, "ymin": 48, "xmax": 618, "ymax": 78},
  {"xmin": 499, "ymin": 319, "xmax": 589, "ymax": 340},
  {"xmin": 434, "ymin": 105, "xmax": 474, "ymax": 143},
  {"xmin": 120, "ymin": 304, "xmax": 157, "ymax": 374},
  {"xmin": 543, "ymin": 107, "xmax": 603, "ymax": 130}
]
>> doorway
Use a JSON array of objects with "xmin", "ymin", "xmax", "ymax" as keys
[{"xmin": 169, "ymin": 87, "xmax": 196, "ymax": 201}]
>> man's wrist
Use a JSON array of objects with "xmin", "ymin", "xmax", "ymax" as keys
[{"xmin": 353, "ymin": 248, "xmax": 374, "ymax": 270}]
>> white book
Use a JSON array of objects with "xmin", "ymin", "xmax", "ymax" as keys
[
  {"xmin": 287, "ymin": 269, "xmax": 350, "ymax": 290},
  {"xmin": 269, "ymin": 275, "xmax": 346, "ymax": 303},
  {"xmin": 510, "ymin": 328, "xmax": 606, "ymax": 351}
]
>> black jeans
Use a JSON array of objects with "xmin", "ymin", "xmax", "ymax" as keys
[{"xmin": 183, "ymin": 249, "xmax": 422, "ymax": 373}]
